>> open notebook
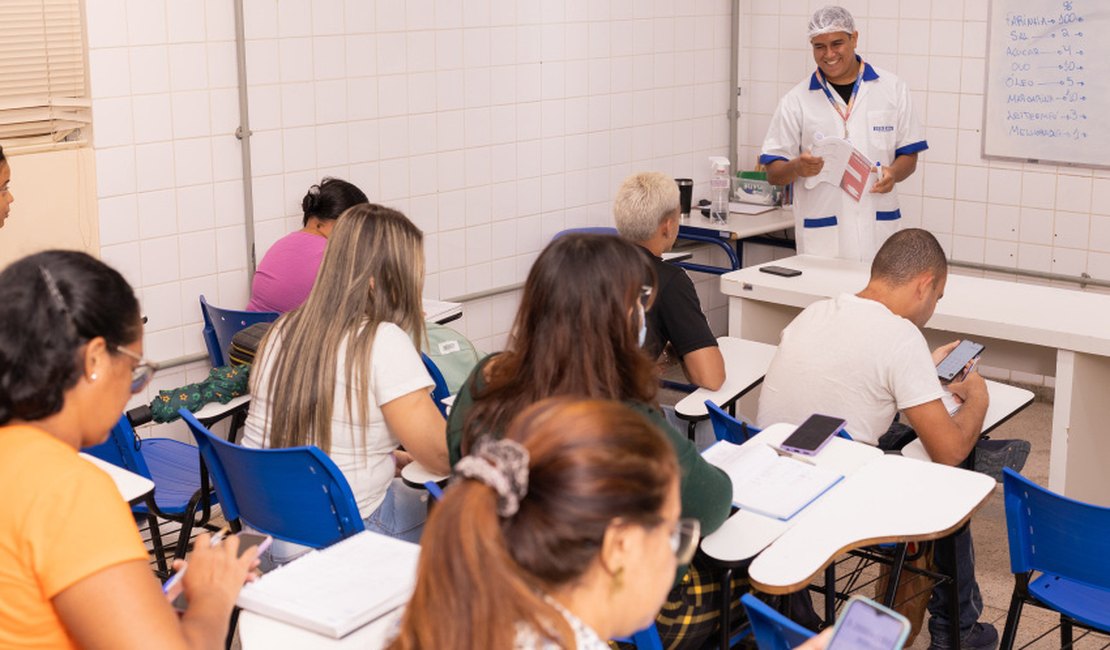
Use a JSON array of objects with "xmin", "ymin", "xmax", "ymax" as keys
[
  {"xmin": 703, "ymin": 441, "xmax": 843, "ymax": 521},
  {"xmin": 236, "ymin": 531, "xmax": 420, "ymax": 639}
]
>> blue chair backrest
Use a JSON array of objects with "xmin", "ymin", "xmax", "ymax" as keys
[
  {"xmin": 706, "ymin": 400, "xmax": 760, "ymax": 445},
  {"xmin": 179, "ymin": 409, "xmax": 365, "ymax": 549},
  {"xmin": 741, "ymin": 593, "xmax": 815, "ymax": 650},
  {"xmin": 83, "ymin": 415, "xmax": 153, "ymax": 480},
  {"xmin": 1003, "ymin": 467, "xmax": 1110, "ymax": 587},
  {"xmin": 421, "ymin": 353, "xmax": 451, "ymax": 417},
  {"xmin": 199, "ymin": 295, "xmax": 279, "ymax": 367},
  {"xmin": 553, "ymin": 226, "xmax": 619, "ymax": 239}
]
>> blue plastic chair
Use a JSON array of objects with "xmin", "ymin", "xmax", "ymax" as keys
[
  {"xmin": 741, "ymin": 593, "xmax": 815, "ymax": 650},
  {"xmin": 199, "ymin": 295, "xmax": 279, "ymax": 367},
  {"xmin": 179, "ymin": 409, "xmax": 365, "ymax": 549},
  {"xmin": 421, "ymin": 353, "xmax": 451, "ymax": 418},
  {"xmin": 83, "ymin": 415, "xmax": 218, "ymax": 575},
  {"xmin": 706, "ymin": 400, "xmax": 761, "ymax": 444},
  {"xmin": 999, "ymin": 468, "xmax": 1110, "ymax": 649}
]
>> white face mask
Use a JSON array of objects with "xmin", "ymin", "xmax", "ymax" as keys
[{"xmin": 638, "ymin": 302, "xmax": 647, "ymax": 347}]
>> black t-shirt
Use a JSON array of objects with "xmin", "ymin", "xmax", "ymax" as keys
[
  {"xmin": 829, "ymin": 80, "xmax": 854, "ymax": 105},
  {"xmin": 640, "ymin": 247, "xmax": 718, "ymax": 360}
]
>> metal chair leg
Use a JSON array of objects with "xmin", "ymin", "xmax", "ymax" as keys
[
  {"xmin": 999, "ymin": 588, "xmax": 1024, "ymax": 650},
  {"xmin": 145, "ymin": 511, "xmax": 169, "ymax": 577},
  {"xmin": 1060, "ymin": 614, "xmax": 1073, "ymax": 648},
  {"xmin": 719, "ymin": 566, "xmax": 733, "ymax": 650}
]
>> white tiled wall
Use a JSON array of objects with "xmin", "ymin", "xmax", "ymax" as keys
[
  {"xmin": 737, "ymin": 0, "xmax": 1110, "ymax": 385},
  {"xmin": 84, "ymin": 0, "xmax": 736, "ymax": 416}
]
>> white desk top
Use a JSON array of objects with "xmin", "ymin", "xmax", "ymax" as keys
[
  {"xmin": 422, "ymin": 299, "xmax": 462, "ymax": 325},
  {"xmin": 680, "ymin": 207, "xmax": 794, "ymax": 240},
  {"xmin": 400, "ymin": 459, "xmax": 448, "ymax": 487},
  {"xmin": 662, "ymin": 250, "xmax": 694, "ymax": 263},
  {"xmin": 748, "ymin": 454, "xmax": 994, "ymax": 594},
  {"xmin": 700, "ymin": 423, "xmax": 882, "ymax": 563},
  {"xmin": 239, "ymin": 607, "xmax": 401, "ymax": 649},
  {"xmin": 79, "ymin": 453, "xmax": 154, "ymax": 504},
  {"xmin": 721, "ymin": 255, "xmax": 1110, "ymax": 357},
  {"xmin": 674, "ymin": 337, "xmax": 777, "ymax": 420},
  {"xmin": 901, "ymin": 379, "xmax": 1034, "ymax": 463}
]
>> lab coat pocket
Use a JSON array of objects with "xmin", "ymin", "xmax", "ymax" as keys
[
  {"xmin": 801, "ymin": 215, "xmax": 839, "ymax": 256},
  {"xmin": 868, "ymin": 110, "xmax": 897, "ymax": 154}
]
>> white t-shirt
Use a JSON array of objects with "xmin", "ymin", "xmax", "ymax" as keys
[
  {"xmin": 243, "ymin": 321, "xmax": 433, "ymax": 517},
  {"xmin": 756, "ymin": 293, "xmax": 945, "ymax": 445}
]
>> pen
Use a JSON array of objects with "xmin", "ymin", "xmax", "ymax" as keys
[
  {"xmin": 162, "ymin": 526, "xmax": 232, "ymax": 593},
  {"xmin": 770, "ymin": 444, "xmax": 817, "ymax": 466}
]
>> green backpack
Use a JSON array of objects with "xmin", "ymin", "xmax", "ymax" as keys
[{"xmin": 420, "ymin": 323, "xmax": 483, "ymax": 394}]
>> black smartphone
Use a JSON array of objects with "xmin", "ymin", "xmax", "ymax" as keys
[
  {"xmin": 759, "ymin": 265, "xmax": 802, "ymax": 277},
  {"xmin": 780, "ymin": 414, "xmax": 846, "ymax": 456},
  {"xmin": 936, "ymin": 340, "xmax": 985, "ymax": 382}
]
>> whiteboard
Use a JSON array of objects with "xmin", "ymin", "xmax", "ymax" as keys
[{"xmin": 983, "ymin": 0, "xmax": 1107, "ymax": 166}]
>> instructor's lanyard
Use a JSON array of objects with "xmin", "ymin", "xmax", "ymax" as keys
[{"xmin": 815, "ymin": 60, "xmax": 865, "ymax": 138}]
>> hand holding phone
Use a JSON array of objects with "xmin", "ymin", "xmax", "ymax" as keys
[
  {"xmin": 826, "ymin": 596, "xmax": 910, "ymax": 650},
  {"xmin": 166, "ymin": 530, "xmax": 271, "ymax": 611},
  {"xmin": 936, "ymin": 340, "xmax": 984, "ymax": 383}
]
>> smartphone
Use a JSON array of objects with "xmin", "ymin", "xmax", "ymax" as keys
[
  {"xmin": 759, "ymin": 265, "xmax": 802, "ymax": 277},
  {"xmin": 936, "ymin": 340, "xmax": 985, "ymax": 382},
  {"xmin": 780, "ymin": 414, "xmax": 846, "ymax": 456},
  {"xmin": 168, "ymin": 532, "xmax": 271, "ymax": 612},
  {"xmin": 827, "ymin": 596, "xmax": 911, "ymax": 650},
  {"xmin": 235, "ymin": 532, "xmax": 273, "ymax": 559}
]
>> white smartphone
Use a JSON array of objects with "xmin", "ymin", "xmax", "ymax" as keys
[{"xmin": 826, "ymin": 596, "xmax": 911, "ymax": 650}]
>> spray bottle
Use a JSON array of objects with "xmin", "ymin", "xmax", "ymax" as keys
[{"xmin": 708, "ymin": 156, "xmax": 731, "ymax": 224}]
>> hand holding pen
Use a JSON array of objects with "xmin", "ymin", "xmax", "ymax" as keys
[
  {"xmin": 870, "ymin": 160, "xmax": 895, "ymax": 194},
  {"xmin": 162, "ymin": 527, "xmax": 261, "ymax": 610}
]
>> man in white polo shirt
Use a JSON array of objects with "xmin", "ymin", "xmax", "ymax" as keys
[
  {"xmin": 757, "ymin": 229, "xmax": 997, "ymax": 650},
  {"xmin": 760, "ymin": 5, "xmax": 927, "ymax": 261}
]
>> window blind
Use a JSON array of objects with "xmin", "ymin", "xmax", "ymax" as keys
[{"xmin": 0, "ymin": 0, "xmax": 90, "ymax": 150}]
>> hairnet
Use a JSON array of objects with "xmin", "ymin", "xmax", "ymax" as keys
[{"xmin": 808, "ymin": 6, "xmax": 856, "ymax": 39}]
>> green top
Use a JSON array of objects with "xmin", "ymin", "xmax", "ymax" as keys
[{"xmin": 446, "ymin": 355, "xmax": 733, "ymax": 537}]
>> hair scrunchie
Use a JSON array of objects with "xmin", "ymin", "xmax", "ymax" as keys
[{"xmin": 455, "ymin": 437, "xmax": 530, "ymax": 517}]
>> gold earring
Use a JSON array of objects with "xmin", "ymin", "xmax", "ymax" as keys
[{"xmin": 610, "ymin": 566, "xmax": 624, "ymax": 593}]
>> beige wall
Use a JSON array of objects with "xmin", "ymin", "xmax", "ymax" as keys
[{"xmin": 0, "ymin": 147, "xmax": 99, "ymax": 267}]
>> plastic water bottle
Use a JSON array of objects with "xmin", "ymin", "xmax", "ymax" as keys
[{"xmin": 709, "ymin": 156, "xmax": 731, "ymax": 224}]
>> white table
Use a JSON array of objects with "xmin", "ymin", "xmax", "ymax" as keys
[
  {"xmin": 700, "ymin": 423, "xmax": 883, "ymax": 564},
  {"xmin": 901, "ymin": 380, "xmax": 1034, "ymax": 463},
  {"xmin": 422, "ymin": 298, "xmax": 462, "ymax": 325},
  {"xmin": 678, "ymin": 207, "xmax": 795, "ymax": 273},
  {"xmin": 746, "ymin": 454, "xmax": 995, "ymax": 595},
  {"xmin": 239, "ymin": 605, "xmax": 401, "ymax": 649},
  {"xmin": 661, "ymin": 249, "xmax": 693, "ymax": 263},
  {"xmin": 673, "ymin": 337, "xmax": 778, "ymax": 437},
  {"xmin": 80, "ymin": 452, "xmax": 154, "ymax": 505},
  {"xmin": 400, "ymin": 460, "xmax": 448, "ymax": 490},
  {"xmin": 721, "ymin": 254, "xmax": 1110, "ymax": 505}
]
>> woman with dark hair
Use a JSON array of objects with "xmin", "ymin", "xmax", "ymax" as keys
[
  {"xmin": 0, "ymin": 250, "xmax": 258, "ymax": 648},
  {"xmin": 0, "ymin": 145, "xmax": 14, "ymax": 229},
  {"xmin": 446, "ymin": 233, "xmax": 734, "ymax": 648},
  {"xmin": 392, "ymin": 397, "xmax": 697, "ymax": 650},
  {"xmin": 246, "ymin": 177, "xmax": 369, "ymax": 313}
]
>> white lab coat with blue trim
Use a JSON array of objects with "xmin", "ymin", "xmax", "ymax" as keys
[{"xmin": 760, "ymin": 61, "xmax": 927, "ymax": 261}]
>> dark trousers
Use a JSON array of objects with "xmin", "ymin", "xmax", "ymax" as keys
[{"xmin": 878, "ymin": 423, "xmax": 984, "ymax": 641}]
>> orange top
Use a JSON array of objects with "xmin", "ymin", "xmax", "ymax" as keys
[{"xmin": 0, "ymin": 425, "xmax": 148, "ymax": 648}]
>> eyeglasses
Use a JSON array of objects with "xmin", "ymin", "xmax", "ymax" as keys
[
  {"xmin": 111, "ymin": 345, "xmax": 159, "ymax": 394},
  {"xmin": 670, "ymin": 518, "xmax": 701, "ymax": 565}
]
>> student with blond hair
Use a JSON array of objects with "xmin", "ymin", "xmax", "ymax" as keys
[
  {"xmin": 613, "ymin": 172, "xmax": 724, "ymax": 390},
  {"xmin": 243, "ymin": 204, "xmax": 449, "ymax": 563}
]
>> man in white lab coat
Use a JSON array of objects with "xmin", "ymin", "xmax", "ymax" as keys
[{"xmin": 760, "ymin": 6, "xmax": 928, "ymax": 261}]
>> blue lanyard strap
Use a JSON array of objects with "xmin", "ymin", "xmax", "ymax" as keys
[{"xmin": 814, "ymin": 59, "xmax": 865, "ymax": 127}]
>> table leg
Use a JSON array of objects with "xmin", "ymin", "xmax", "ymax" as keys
[
  {"xmin": 938, "ymin": 534, "xmax": 961, "ymax": 650},
  {"xmin": 687, "ymin": 419, "xmax": 697, "ymax": 442},
  {"xmin": 881, "ymin": 543, "xmax": 908, "ymax": 608},
  {"xmin": 823, "ymin": 564, "xmax": 836, "ymax": 623},
  {"xmin": 1051, "ymin": 350, "xmax": 1110, "ymax": 506}
]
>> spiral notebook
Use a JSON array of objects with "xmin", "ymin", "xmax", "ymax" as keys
[
  {"xmin": 703, "ymin": 441, "xmax": 843, "ymax": 521},
  {"xmin": 235, "ymin": 531, "xmax": 421, "ymax": 639}
]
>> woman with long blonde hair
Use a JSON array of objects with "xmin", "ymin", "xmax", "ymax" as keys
[{"xmin": 243, "ymin": 204, "xmax": 448, "ymax": 562}]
